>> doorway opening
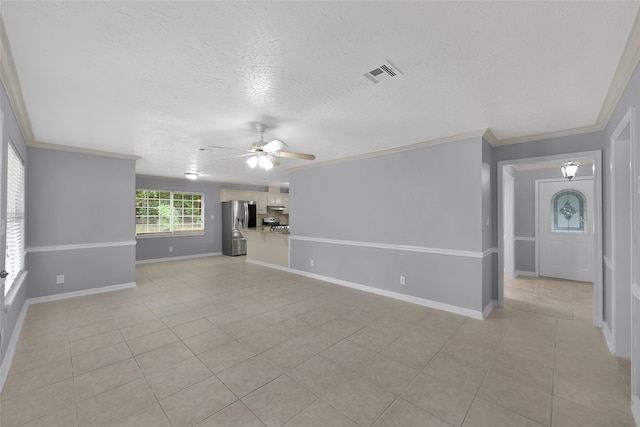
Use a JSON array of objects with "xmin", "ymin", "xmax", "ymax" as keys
[{"xmin": 497, "ymin": 150, "xmax": 603, "ymax": 327}]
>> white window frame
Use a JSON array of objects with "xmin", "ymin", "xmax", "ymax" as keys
[
  {"xmin": 5, "ymin": 140, "xmax": 25, "ymax": 298},
  {"xmin": 135, "ymin": 189, "xmax": 205, "ymax": 237}
]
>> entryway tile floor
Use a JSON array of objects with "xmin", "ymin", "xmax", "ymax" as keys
[{"xmin": 0, "ymin": 257, "xmax": 635, "ymax": 426}]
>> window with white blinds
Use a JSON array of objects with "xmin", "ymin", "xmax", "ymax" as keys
[{"xmin": 5, "ymin": 143, "xmax": 25, "ymax": 296}]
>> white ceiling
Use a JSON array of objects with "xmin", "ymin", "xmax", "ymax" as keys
[{"xmin": 2, "ymin": 1, "xmax": 639, "ymax": 186}]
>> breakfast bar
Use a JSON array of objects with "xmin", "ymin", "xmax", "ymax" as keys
[{"xmin": 243, "ymin": 228, "xmax": 289, "ymax": 268}]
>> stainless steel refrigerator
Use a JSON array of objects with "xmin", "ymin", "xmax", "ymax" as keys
[{"xmin": 221, "ymin": 200, "xmax": 256, "ymax": 256}]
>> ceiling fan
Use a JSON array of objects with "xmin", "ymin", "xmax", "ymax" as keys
[{"xmin": 201, "ymin": 124, "xmax": 316, "ymax": 170}]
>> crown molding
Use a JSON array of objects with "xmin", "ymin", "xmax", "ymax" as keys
[
  {"xmin": 1, "ymin": 16, "xmax": 140, "ymax": 161},
  {"xmin": 288, "ymin": 128, "xmax": 488, "ymax": 172},
  {"xmin": 489, "ymin": 7, "xmax": 640, "ymax": 148},
  {"xmin": 3, "ymin": 8, "xmax": 640, "ymax": 166},
  {"xmin": 30, "ymin": 140, "xmax": 140, "ymax": 161},
  {"xmin": 482, "ymin": 128, "xmax": 499, "ymax": 146},
  {"xmin": 0, "ymin": 15, "xmax": 35, "ymax": 146},
  {"xmin": 597, "ymin": 7, "xmax": 640, "ymax": 130},
  {"xmin": 489, "ymin": 123, "xmax": 605, "ymax": 147}
]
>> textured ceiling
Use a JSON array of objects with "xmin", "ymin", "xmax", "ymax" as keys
[{"xmin": 2, "ymin": 1, "xmax": 639, "ymax": 186}]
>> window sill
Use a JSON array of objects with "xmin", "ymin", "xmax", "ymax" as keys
[
  {"xmin": 4, "ymin": 270, "xmax": 28, "ymax": 309},
  {"xmin": 136, "ymin": 232, "xmax": 205, "ymax": 239}
]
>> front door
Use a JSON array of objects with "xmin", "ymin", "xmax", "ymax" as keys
[{"xmin": 538, "ymin": 179, "xmax": 594, "ymax": 282}]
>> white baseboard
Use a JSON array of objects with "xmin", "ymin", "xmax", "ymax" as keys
[
  {"xmin": 632, "ymin": 396, "xmax": 640, "ymax": 427},
  {"xmin": 482, "ymin": 300, "xmax": 498, "ymax": 319},
  {"xmin": 289, "ymin": 268, "xmax": 485, "ymax": 320},
  {"xmin": 136, "ymin": 252, "xmax": 222, "ymax": 264},
  {"xmin": 245, "ymin": 259, "xmax": 290, "ymax": 273},
  {"xmin": 0, "ymin": 281, "xmax": 137, "ymax": 392},
  {"xmin": 603, "ymin": 322, "xmax": 615, "ymax": 354},
  {"xmin": 27, "ymin": 282, "xmax": 137, "ymax": 305},
  {"xmin": 0, "ymin": 301, "xmax": 29, "ymax": 392},
  {"xmin": 515, "ymin": 270, "xmax": 538, "ymax": 277}
]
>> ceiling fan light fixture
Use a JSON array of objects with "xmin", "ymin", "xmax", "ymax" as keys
[
  {"xmin": 247, "ymin": 156, "xmax": 259, "ymax": 168},
  {"xmin": 259, "ymin": 155, "xmax": 273, "ymax": 170},
  {"xmin": 184, "ymin": 171, "xmax": 199, "ymax": 180},
  {"xmin": 561, "ymin": 161, "xmax": 580, "ymax": 180}
]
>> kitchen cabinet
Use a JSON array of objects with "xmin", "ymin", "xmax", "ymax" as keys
[
  {"xmin": 257, "ymin": 193, "xmax": 269, "ymax": 214},
  {"xmin": 220, "ymin": 190, "xmax": 288, "ymax": 214},
  {"xmin": 267, "ymin": 193, "xmax": 285, "ymax": 206},
  {"xmin": 220, "ymin": 190, "xmax": 255, "ymax": 202}
]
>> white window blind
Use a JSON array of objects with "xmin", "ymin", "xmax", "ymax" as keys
[{"xmin": 5, "ymin": 143, "xmax": 25, "ymax": 296}]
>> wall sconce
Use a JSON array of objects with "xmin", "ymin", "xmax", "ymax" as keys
[{"xmin": 561, "ymin": 162, "xmax": 580, "ymax": 180}]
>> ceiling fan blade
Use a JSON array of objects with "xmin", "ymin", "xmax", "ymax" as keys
[
  {"xmin": 275, "ymin": 151, "xmax": 316, "ymax": 161},
  {"xmin": 262, "ymin": 139, "xmax": 287, "ymax": 153},
  {"xmin": 267, "ymin": 155, "xmax": 280, "ymax": 167},
  {"xmin": 206, "ymin": 145, "xmax": 253, "ymax": 153},
  {"xmin": 221, "ymin": 153, "xmax": 256, "ymax": 160}
]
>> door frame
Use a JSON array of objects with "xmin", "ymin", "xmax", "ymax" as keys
[
  {"xmin": 0, "ymin": 108, "xmax": 3, "ymax": 348},
  {"xmin": 503, "ymin": 168, "xmax": 515, "ymax": 279},
  {"xmin": 609, "ymin": 107, "xmax": 634, "ymax": 357},
  {"xmin": 497, "ymin": 150, "xmax": 603, "ymax": 327},
  {"xmin": 535, "ymin": 176, "xmax": 594, "ymax": 281},
  {"xmin": 610, "ymin": 106, "xmax": 639, "ymax": 419}
]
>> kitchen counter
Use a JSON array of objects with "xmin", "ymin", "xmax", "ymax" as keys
[
  {"xmin": 243, "ymin": 228, "xmax": 289, "ymax": 267},
  {"xmin": 248, "ymin": 227, "xmax": 289, "ymax": 234}
]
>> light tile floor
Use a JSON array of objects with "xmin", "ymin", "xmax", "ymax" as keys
[{"xmin": 0, "ymin": 257, "xmax": 635, "ymax": 426}]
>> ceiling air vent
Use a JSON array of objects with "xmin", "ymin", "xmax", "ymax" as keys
[{"xmin": 363, "ymin": 60, "xmax": 403, "ymax": 84}]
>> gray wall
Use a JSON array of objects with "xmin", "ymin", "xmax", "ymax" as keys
[
  {"xmin": 0, "ymin": 81, "xmax": 28, "ymax": 368},
  {"xmin": 290, "ymin": 137, "xmax": 488, "ymax": 314},
  {"xmin": 135, "ymin": 177, "xmax": 262, "ymax": 261},
  {"xmin": 26, "ymin": 148, "xmax": 136, "ymax": 298},
  {"xmin": 292, "ymin": 138, "xmax": 483, "ymax": 251}
]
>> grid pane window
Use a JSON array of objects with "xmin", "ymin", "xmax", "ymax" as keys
[{"xmin": 136, "ymin": 190, "xmax": 204, "ymax": 235}]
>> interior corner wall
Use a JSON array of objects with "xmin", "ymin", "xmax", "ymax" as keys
[
  {"xmin": 0, "ymin": 81, "xmax": 28, "ymax": 370},
  {"xmin": 134, "ymin": 177, "xmax": 263, "ymax": 262},
  {"xmin": 135, "ymin": 177, "xmax": 222, "ymax": 261},
  {"xmin": 289, "ymin": 137, "xmax": 487, "ymax": 315},
  {"xmin": 25, "ymin": 147, "xmax": 137, "ymax": 298}
]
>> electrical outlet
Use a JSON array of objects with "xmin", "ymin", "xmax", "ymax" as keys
[
  {"xmin": 169, "ymin": 247, "xmax": 173, "ymax": 253},
  {"xmin": 56, "ymin": 275, "xmax": 64, "ymax": 285},
  {"xmin": 400, "ymin": 275, "xmax": 406, "ymax": 285},
  {"xmin": 310, "ymin": 259, "xmax": 314, "ymax": 267}
]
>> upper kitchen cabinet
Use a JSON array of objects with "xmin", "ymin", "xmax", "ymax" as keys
[
  {"xmin": 220, "ymin": 189, "xmax": 288, "ymax": 214},
  {"xmin": 267, "ymin": 193, "xmax": 285, "ymax": 206},
  {"xmin": 257, "ymin": 193, "xmax": 269, "ymax": 214},
  {"xmin": 266, "ymin": 193, "xmax": 289, "ymax": 214},
  {"xmin": 220, "ymin": 190, "xmax": 255, "ymax": 202}
]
